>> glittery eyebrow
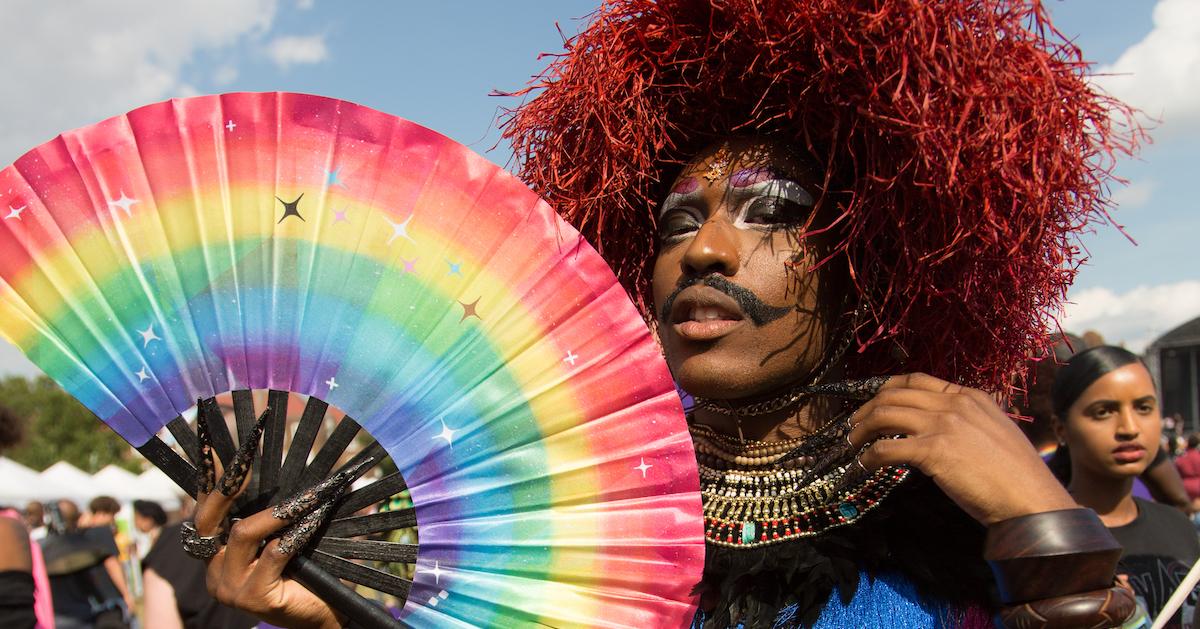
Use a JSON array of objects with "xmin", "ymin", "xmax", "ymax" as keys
[
  {"xmin": 729, "ymin": 167, "xmax": 785, "ymax": 188},
  {"xmin": 659, "ymin": 188, "xmax": 705, "ymax": 215},
  {"xmin": 735, "ymin": 179, "xmax": 816, "ymax": 209}
]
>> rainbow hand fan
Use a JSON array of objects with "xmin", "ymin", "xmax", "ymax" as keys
[{"xmin": 0, "ymin": 92, "xmax": 703, "ymax": 628}]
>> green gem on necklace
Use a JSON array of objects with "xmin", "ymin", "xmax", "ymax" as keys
[
  {"xmin": 741, "ymin": 521, "xmax": 757, "ymax": 544},
  {"xmin": 838, "ymin": 502, "xmax": 859, "ymax": 519}
]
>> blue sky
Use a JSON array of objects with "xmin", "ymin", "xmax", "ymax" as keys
[{"xmin": 0, "ymin": 0, "xmax": 1195, "ymax": 376}]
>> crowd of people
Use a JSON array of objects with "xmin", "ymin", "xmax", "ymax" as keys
[
  {"xmin": 0, "ymin": 404, "xmax": 259, "ymax": 629},
  {"xmin": 2, "ymin": 339, "xmax": 1197, "ymax": 629}
]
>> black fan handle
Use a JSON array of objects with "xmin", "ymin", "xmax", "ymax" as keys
[{"xmin": 290, "ymin": 555, "xmax": 398, "ymax": 628}]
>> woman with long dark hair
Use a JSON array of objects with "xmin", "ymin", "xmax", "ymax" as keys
[{"xmin": 1054, "ymin": 345, "xmax": 1200, "ymax": 627}]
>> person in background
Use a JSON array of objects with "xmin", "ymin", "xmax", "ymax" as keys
[
  {"xmin": 80, "ymin": 497, "xmax": 132, "ymax": 629},
  {"xmin": 25, "ymin": 502, "xmax": 47, "ymax": 542},
  {"xmin": 41, "ymin": 500, "xmax": 109, "ymax": 629},
  {"xmin": 1015, "ymin": 333, "xmax": 1194, "ymax": 514},
  {"xmin": 1175, "ymin": 434, "xmax": 1200, "ymax": 513},
  {"xmin": 141, "ymin": 515, "xmax": 258, "ymax": 629},
  {"xmin": 131, "ymin": 500, "xmax": 166, "ymax": 560},
  {"xmin": 1053, "ymin": 345, "xmax": 1200, "ymax": 627},
  {"xmin": 0, "ymin": 405, "xmax": 53, "ymax": 628},
  {"xmin": 1013, "ymin": 333, "xmax": 1085, "ymax": 458}
]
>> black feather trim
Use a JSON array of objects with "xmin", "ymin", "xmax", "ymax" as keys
[{"xmin": 695, "ymin": 475, "xmax": 996, "ymax": 628}]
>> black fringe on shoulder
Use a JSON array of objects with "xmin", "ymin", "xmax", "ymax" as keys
[{"xmin": 696, "ymin": 476, "xmax": 996, "ymax": 628}]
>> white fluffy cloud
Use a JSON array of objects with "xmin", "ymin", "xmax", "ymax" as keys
[
  {"xmin": 1095, "ymin": 0, "xmax": 1200, "ymax": 137},
  {"xmin": 0, "ymin": 0, "xmax": 278, "ymax": 166},
  {"xmin": 266, "ymin": 35, "xmax": 329, "ymax": 70},
  {"xmin": 1110, "ymin": 179, "xmax": 1157, "ymax": 210},
  {"xmin": 1063, "ymin": 280, "xmax": 1200, "ymax": 352}
]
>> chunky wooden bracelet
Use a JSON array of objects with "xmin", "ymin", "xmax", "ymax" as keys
[
  {"xmin": 996, "ymin": 585, "xmax": 1137, "ymax": 629},
  {"xmin": 984, "ymin": 508, "xmax": 1123, "ymax": 604}
]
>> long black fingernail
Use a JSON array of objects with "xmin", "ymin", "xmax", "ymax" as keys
[
  {"xmin": 271, "ymin": 457, "xmax": 374, "ymax": 520},
  {"xmin": 196, "ymin": 398, "xmax": 215, "ymax": 495},
  {"xmin": 217, "ymin": 406, "xmax": 270, "ymax": 496},
  {"xmin": 276, "ymin": 500, "xmax": 336, "ymax": 555}
]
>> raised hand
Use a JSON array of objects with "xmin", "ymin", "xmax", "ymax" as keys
[
  {"xmin": 188, "ymin": 406, "xmax": 345, "ymax": 629},
  {"xmin": 848, "ymin": 373, "xmax": 1077, "ymax": 525}
]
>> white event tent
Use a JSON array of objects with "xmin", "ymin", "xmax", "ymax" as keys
[
  {"xmin": 1, "ymin": 457, "xmax": 69, "ymax": 505},
  {"xmin": 133, "ymin": 467, "xmax": 185, "ymax": 510},
  {"xmin": 1, "ymin": 458, "xmax": 186, "ymax": 510},
  {"xmin": 39, "ymin": 461, "xmax": 100, "ymax": 502}
]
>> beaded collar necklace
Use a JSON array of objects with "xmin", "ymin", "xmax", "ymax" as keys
[{"xmin": 690, "ymin": 376, "xmax": 909, "ymax": 548}]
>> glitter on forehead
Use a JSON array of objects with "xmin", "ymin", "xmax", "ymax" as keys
[{"xmin": 702, "ymin": 145, "xmax": 732, "ymax": 184}]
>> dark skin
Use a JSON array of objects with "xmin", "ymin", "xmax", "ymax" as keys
[
  {"xmin": 196, "ymin": 451, "xmax": 344, "ymax": 629},
  {"xmin": 662, "ymin": 139, "xmax": 1074, "ymax": 525},
  {"xmin": 199, "ymin": 138, "xmax": 1077, "ymax": 625}
]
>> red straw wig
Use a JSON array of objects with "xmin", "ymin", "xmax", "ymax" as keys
[{"xmin": 500, "ymin": 0, "xmax": 1140, "ymax": 392}]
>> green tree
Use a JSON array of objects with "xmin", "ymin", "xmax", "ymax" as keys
[{"xmin": 0, "ymin": 375, "xmax": 141, "ymax": 473}]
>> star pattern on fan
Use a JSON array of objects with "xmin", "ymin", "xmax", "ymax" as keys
[
  {"xmin": 635, "ymin": 457, "xmax": 653, "ymax": 478},
  {"xmin": 0, "ymin": 94, "xmax": 704, "ymax": 627},
  {"xmin": 276, "ymin": 194, "xmax": 305, "ymax": 224},
  {"xmin": 457, "ymin": 297, "xmax": 481, "ymax": 322},
  {"xmin": 137, "ymin": 323, "xmax": 161, "ymax": 348},
  {"xmin": 384, "ymin": 215, "xmax": 416, "ymax": 245},
  {"xmin": 433, "ymin": 421, "xmax": 457, "ymax": 447},
  {"xmin": 419, "ymin": 560, "xmax": 447, "ymax": 584},
  {"xmin": 326, "ymin": 166, "xmax": 345, "ymax": 188},
  {"xmin": 108, "ymin": 192, "xmax": 138, "ymax": 216}
]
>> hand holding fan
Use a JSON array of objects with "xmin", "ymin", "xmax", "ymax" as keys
[{"xmin": 0, "ymin": 92, "xmax": 703, "ymax": 627}]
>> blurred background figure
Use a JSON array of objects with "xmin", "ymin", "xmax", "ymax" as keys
[
  {"xmin": 1175, "ymin": 434, "xmax": 1200, "ymax": 517},
  {"xmin": 24, "ymin": 502, "xmax": 46, "ymax": 542},
  {"xmin": 81, "ymin": 496, "xmax": 132, "ymax": 624},
  {"xmin": 40, "ymin": 500, "xmax": 105, "ymax": 629},
  {"xmin": 141, "ymin": 512, "xmax": 258, "ymax": 629},
  {"xmin": 41, "ymin": 498, "xmax": 129, "ymax": 629},
  {"xmin": 1014, "ymin": 333, "xmax": 1193, "ymax": 513},
  {"xmin": 131, "ymin": 500, "xmax": 165, "ymax": 560},
  {"xmin": 1053, "ymin": 345, "xmax": 1200, "ymax": 628},
  {"xmin": 0, "ymin": 404, "xmax": 53, "ymax": 629},
  {"xmin": 81, "ymin": 497, "xmax": 133, "ymax": 627},
  {"xmin": 1014, "ymin": 333, "xmax": 1085, "ymax": 458}
]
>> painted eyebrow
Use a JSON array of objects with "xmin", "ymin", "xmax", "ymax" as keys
[
  {"xmin": 659, "ymin": 188, "xmax": 706, "ymax": 215},
  {"xmin": 729, "ymin": 167, "xmax": 788, "ymax": 188},
  {"xmin": 658, "ymin": 176, "xmax": 814, "ymax": 216},
  {"xmin": 736, "ymin": 178, "xmax": 816, "ymax": 205}
]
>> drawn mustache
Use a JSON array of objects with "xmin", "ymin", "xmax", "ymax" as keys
[{"xmin": 658, "ymin": 275, "xmax": 793, "ymax": 327}]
